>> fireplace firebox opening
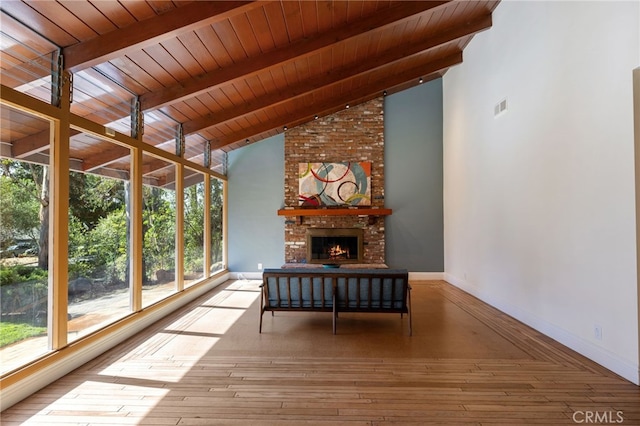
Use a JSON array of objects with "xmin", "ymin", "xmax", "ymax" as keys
[{"xmin": 306, "ymin": 228, "xmax": 364, "ymax": 264}]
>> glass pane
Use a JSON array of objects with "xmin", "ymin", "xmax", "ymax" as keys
[
  {"xmin": 142, "ymin": 155, "xmax": 177, "ymax": 307},
  {"xmin": 210, "ymin": 177, "xmax": 224, "ymax": 273},
  {"xmin": 68, "ymin": 140, "xmax": 131, "ymax": 342},
  {"xmin": 0, "ymin": 14, "xmax": 58, "ymax": 104},
  {"xmin": 184, "ymin": 169, "xmax": 204, "ymax": 287},
  {"xmin": 0, "ymin": 104, "xmax": 52, "ymax": 374},
  {"xmin": 143, "ymin": 111, "xmax": 178, "ymax": 155},
  {"xmin": 210, "ymin": 149, "xmax": 227, "ymax": 175},
  {"xmin": 185, "ymin": 134, "xmax": 207, "ymax": 167},
  {"xmin": 71, "ymin": 70, "xmax": 133, "ymax": 137}
]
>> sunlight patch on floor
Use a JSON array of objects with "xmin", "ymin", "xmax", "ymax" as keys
[{"xmin": 99, "ymin": 280, "xmax": 262, "ymax": 382}]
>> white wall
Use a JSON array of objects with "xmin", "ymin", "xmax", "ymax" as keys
[{"xmin": 443, "ymin": 1, "xmax": 640, "ymax": 383}]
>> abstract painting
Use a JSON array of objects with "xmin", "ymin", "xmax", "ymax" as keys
[{"xmin": 298, "ymin": 162, "xmax": 371, "ymax": 206}]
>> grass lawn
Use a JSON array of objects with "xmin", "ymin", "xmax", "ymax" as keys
[{"xmin": 0, "ymin": 322, "xmax": 46, "ymax": 347}]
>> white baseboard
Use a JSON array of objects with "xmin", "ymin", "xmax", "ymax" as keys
[
  {"xmin": 444, "ymin": 273, "xmax": 640, "ymax": 386},
  {"xmin": 229, "ymin": 271, "xmax": 263, "ymax": 280},
  {"xmin": 409, "ymin": 272, "xmax": 445, "ymax": 281}
]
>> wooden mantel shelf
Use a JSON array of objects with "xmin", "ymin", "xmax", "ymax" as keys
[{"xmin": 278, "ymin": 208, "xmax": 392, "ymax": 217}]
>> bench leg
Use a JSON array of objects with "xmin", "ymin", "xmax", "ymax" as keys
[
  {"xmin": 259, "ymin": 286, "xmax": 267, "ymax": 333},
  {"xmin": 332, "ymin": 292, "xmax": 337, "ymax": 335},
  {"xmin": 259, "ymin": 292, "xmax": 264, "ymax": 333},
  {"xmin": 407, "ymin": 285, "xmax": 413, "ymax": 336}
]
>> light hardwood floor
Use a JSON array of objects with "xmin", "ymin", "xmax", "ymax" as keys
[{"xmin": 2, "ymin": 279, "xmax": 639, "ymax": 425}]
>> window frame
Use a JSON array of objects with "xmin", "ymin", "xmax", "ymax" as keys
[{"xmin": 0, "ymin": 79, "xmax": 228, "ymax": 383}]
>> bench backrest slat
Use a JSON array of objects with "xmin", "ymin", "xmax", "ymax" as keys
[
  {"xmin": 263, "ymin": 268, "xmax": 408, "ymax": 312},
  {"xmin": 274, "ymin": 278, "xmax": 281, "ymax": 308},
  {"xmin": 334, "ymin": 274, "xmax": 407, "ymax": 311},
  {"xmin": 264, "ymin": 273, "xmax": 335, "ymax": 309}
]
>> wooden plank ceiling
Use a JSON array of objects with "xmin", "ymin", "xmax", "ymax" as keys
[{"xmin": 1, "ymin": 0, "xmax": 499, "ymax": 181}]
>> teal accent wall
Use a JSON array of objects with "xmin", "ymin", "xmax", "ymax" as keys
[
  {"xmin": 384, "ymin": 80, "xmax": 444, "ymax": 271},
  {"xmin": 227, "ymin": 134, "xmax": 285, "ymax": 271},
  {"xmin": 227, "ymin": 80, "xmax": 444, "ymax": 272}
]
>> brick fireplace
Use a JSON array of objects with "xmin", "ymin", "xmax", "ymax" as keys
[{"xmin": 282, "ymin": 97, "xmax": 386, "ymax": 265}]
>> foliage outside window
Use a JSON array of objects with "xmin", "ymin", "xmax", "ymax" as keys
[
  {"xmin": 210, "ymin": 177, "xmax": 224, "ymax": 273},
  {"xmin": 184, "ymin": 170, "xmax": 205, "ymax": 287},
  {"xmin": 67, "ymin": 159, "xmax": 132, "ymax": 342},
  {"xmin": 0, "ymin": 155, "xmax": 50, "ymax": 374},
  {"xmin": 0, "ymin": 103, "xmax": 226, "ymax": 378},
  {"xmin": 142, "ymin": 157, "xmax": 177, "ymax": 307}
]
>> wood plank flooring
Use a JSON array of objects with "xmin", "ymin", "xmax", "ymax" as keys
[{"xmin": 2, "ymin": 280, "xmax": 639, "ymax": 425}]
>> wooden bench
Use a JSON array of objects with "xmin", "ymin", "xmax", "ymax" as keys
[{"xmin": 260, "ymin": 268, "xmax": 412, "ymax": 335}]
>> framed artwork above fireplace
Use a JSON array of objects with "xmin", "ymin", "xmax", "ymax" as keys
[{"xmin": 298, "ymin": 162, "xmax": 371, "ymax": 206}]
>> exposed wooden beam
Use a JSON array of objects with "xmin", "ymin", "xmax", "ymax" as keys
[
  {"xmin": 166, "ymin": 166, "xmax": 199, "ymax": 185},
  {"xmin": 210, "ymin": 52, "xmax": 463, "ymax": 150},
  {"xmin": 74, "ymin": 6, "xmax": 473, "ymax": 163},
  {"xmin": 141, "ymin": 158, "xmax": 171, "ymax": 176},
  {"xmin": 77, "ymin": 127, "xmax": 213, "ymax": 178},
  {"xmin": 183, "ymin": 14, "xmax": 491, "ymax": 135},
  {"xmin": 82, "ymin": 135, "xmax": 207, "ymax": 174},
  {"xmin": 81, "ymin": 144, "xmax": 130, "ymax": 172},
  {"xmin": 11, "ymin": 98, "xmax": 127, "ymax": 158},
  {"xmin": 212, "ymin": 68, "xmax": 444, "ymax": 152},
  {"xmin": 1, "ymin": 83, "xmax": 59, "ymax": 157},
  {"xmin": 11, "ymin": 129, "xmax": 51, "ymax": 158},
  {"xmin": 0, "ymin": 55, "xmax": 54, "ymax": 90},
  {"xmin": 139, "ymin": 0, "xmax": 450, "ymax": 110},
  {"xmin": 62, "ymin": 1, "xmax": 260, "ymax": 72},
  {"xmin": 68, "ymin": 113, "xmax": 226, "ymax": 180},
  {"xmin": 0, "ymin": 11, "xmax": 59, "ymax": 86},
  {"xmin": 78, "ymin": 101, "xmax": 132, "ymax": 128},
  {"xmin": 0, "ymin": 84, "xmax": 62, "ymax": 121},
  {"xmin": 11, "ymin": 129, "xmax": 83, "ymax": 158}
]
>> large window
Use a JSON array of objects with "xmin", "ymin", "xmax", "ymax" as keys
[
  {"xmin": 67, "ymin": 138, "xmax": 131, "ymax": 342},
  {"xmin": 210, "ymin": 177, "xmax": 224, "ymax": 273},
  {"xmin": 0, "ymin": 84, "xmax": 227, "ymax": 380},
  {"xmin": 184, "ymin": 169, "xmax": 205, "ymax": 287},
  {"xmin": 142, "ymin": 155, "xmax": 177, "ymax": 307},
  {"xmin": 0, "ymin": 105, "xmax": 52, "ymax": 375}
]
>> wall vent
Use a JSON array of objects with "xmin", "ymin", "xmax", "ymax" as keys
[{"xmin": 494, "ymin": 98, "xmax": 508, "ymax": 117}]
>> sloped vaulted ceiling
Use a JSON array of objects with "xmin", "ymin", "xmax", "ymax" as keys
[{"xmin": 1, "ymin": 0, "xmax": 499, "ymax": 175}]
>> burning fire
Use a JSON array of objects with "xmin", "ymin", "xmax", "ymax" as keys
[{"xmin": 328, "ymin": 244, "xmax": 350, "ymax": 259}]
